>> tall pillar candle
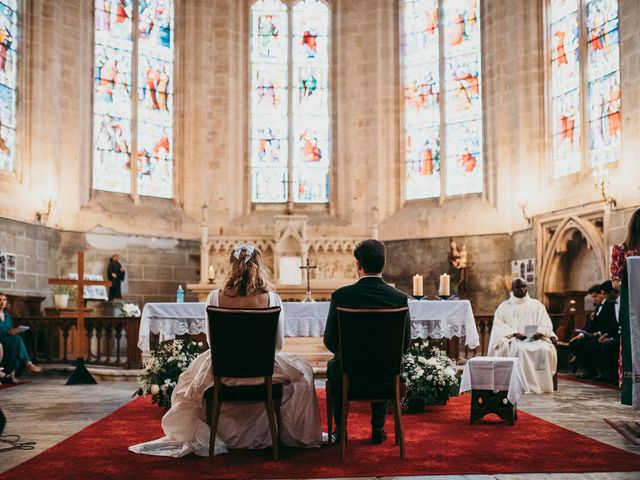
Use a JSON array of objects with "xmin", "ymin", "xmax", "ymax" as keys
[
  {"xmin": 439, "ymin": 273, "xmax": 450, "ymax": 296},
  {"xmin": 413, "ymin": 274, "xmax": 423, "ymax": 297}
]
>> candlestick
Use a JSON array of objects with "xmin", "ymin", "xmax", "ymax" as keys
[
  {"xmin": 439, "ymin": 273, "xmax": 450, "ymax": 296},
  {"xmin": 208, "ymin": 265, "xmax": 215, "ymax": 283},
  {"xmin": 412, "ymin": 274, "xmax": 423, "ymax": 297}
]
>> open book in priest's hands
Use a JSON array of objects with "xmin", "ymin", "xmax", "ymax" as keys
[{"xmin": 523, "ymin": 325, "xmax": 539, "ymax": 341}]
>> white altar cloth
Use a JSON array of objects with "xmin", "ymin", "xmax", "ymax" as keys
[
  {"xmin": 138, "ymin": 299, "xmax": 479, "ymax": 353},
  {"xmin": 459, "ymin": 357, "xmax": 530, "ymax": 404}
]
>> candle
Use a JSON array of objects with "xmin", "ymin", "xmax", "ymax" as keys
[
  {"xmin": 439, "ymin": 273, "xmax": 450, "ymax": 296},
  {"xmin": 208, "ymin": 265, "xmax": 215, "ymax": 281},
  {"xmin": 412, "ymin": 274, "xmax": 423, "ymax": 297}
]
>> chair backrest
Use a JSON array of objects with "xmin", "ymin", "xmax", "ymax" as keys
[
  {"xmin": 337, "ymin": 306, "xmax": 408, "ymax": 382},
  {"xmin": 206, "ymin": 306, "xmax": 281, "ymax": 378}
]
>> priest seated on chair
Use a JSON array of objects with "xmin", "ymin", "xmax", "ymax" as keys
[{"xmin": 487, "ymin": 277, "xmax": 557, "ymax": 393}]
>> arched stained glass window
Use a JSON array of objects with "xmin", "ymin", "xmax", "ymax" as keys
[
  {"xmin": 251, "ymin": 0, "xmax": 330, "ymax": 204},
  {"xmin": 0, "ymin": 1, "xmax": 18, "ymax": 174},
  {"xmin": 93, "ymin": 0, "xmax": 174, "ymax": 198},
  {"xmin": 549, "ymin": 0, "xmax": 620, "ymax": 178},
  {"xmin": 402, "ymin": 0, "xmax": 483, "ymax": 201}
]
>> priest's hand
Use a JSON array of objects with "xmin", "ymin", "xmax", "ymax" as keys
[
  {"xmin": 512, "ymin": 333, "xmax": 527, "ymax": 341},
  {"xmin": 531, "ymin": 333, "xmax": 544, "ymax": 341}
]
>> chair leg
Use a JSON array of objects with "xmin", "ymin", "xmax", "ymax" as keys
[
  {"xmin": 275, "ymin": 399, "xmax": 283, "ymax": 446},
  {"xmin": 209, "ymin": 396, "xmax": 222, "ymax": 458},
  {"xmin": 326, "ymin": 382, "xmax": 333, "ymax": 446},
  {"xmin": 341, "ymin": 379, "xmax": 349, "ymax": 459},
  {"xmin": 265, "ymin": 399, "xmax": 279, "ymax": 460},
  {"xmin": 392, "ymin": 394, "xmax": 405, "ymax": 458}
]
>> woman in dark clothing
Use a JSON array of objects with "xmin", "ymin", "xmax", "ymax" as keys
[
  {"xmin": 108, "ymin": 254, "xmax": 126, "ymax": 300},
  {"xmin": 0, "ymin": 292, "xmax": 41, "ymax": 383}
]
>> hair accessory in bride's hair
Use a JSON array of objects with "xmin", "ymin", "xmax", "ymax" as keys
[{"xmin": 232, "ymin": 244, "xmax": 256, "ymax": 263}]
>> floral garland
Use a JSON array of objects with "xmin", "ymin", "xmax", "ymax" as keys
[
  {"xmin": 402, "ymin": 343, "xmax": 461, "ymax": 410},
  {"xmin": 137, "ymin": 339, "xmax": 207, "ymax": 409}
]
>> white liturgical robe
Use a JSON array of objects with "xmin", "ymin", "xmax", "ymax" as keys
[{"xmin": 488, "ymin": 293, "xmax": 558, "ymax": 393}]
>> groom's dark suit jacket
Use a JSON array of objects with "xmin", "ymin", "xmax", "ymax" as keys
[{"xmin": 323, "ymin": 276, "xmax": 412, "ymax": 382}]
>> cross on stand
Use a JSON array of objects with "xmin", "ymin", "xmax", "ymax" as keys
[
  {"xmin": 48, "ymin": 251, "xmax": 112, "ymax": 382},
  {"xmin": 299, "ymin": 257, "xmax": 317, "ymax": 303}
]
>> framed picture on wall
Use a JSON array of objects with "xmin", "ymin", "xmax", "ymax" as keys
[
  {"xmin": 511, "ymin": 258, "xmax": 535, "ymax": 285},
  {"xmin": 0, "ymin": 251, "xmax": 17, "ymax": 282}
]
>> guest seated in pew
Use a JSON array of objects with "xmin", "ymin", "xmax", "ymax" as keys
[
  {"xmin": 569, "ymin": 283, "xmax": 607, "ymax": 378},
  {"xmin": 488, "ymin": 278, "xmax": 557, "ymax": 393},
  {"xmin": 130, "ymin": 245, "xmax": 322, "ymax": 457},
  {"xmin": 0, "ymin": 292, "xmax": 42, "ymax": 383},
  {"xmin": 323, "ymin": 239, "xmax": 411, "ymax": 444},
  {"xmin": 574, "ymin": 281, "xmax": 620, "ymax": 383}
]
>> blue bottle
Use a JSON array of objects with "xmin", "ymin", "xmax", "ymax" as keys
[{"xmin": 176, "ymin": 285, "xmax": 184, "ymax": 303}]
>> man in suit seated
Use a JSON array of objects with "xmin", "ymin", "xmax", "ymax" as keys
[
  {"xmin": 323, "ymin": 239, "xmax": 411, "ymax": 445},
  {"xmin": 569, "ymin": 283, "xmax": 606, "ymax": 378},
  {"xmin": 580, "ymin": 281, "xmax": 620, "ymax": 383}
]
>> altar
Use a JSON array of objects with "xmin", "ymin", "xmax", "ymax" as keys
[{"xmin": 137, "ymin": 299, "xmax": 479, "ymax": 354}]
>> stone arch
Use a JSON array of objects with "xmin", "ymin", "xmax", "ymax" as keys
[{"xmin": 539, "ymin": 215, "xmax": 607, "ymax": 303}]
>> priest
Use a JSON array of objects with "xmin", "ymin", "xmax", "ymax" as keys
[{"xmin": 488, "ymin": 278, "xmax": 557, "ymax": 393}]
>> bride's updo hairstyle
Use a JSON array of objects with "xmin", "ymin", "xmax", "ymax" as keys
[{"xmin": 223, "ymin": 244, "xmax": 273, "ymax": 296}]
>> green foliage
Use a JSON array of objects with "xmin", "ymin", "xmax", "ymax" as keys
[
  {"xmin": 402, "ymin": 342, "xmax": 461, "ymax": 409},
  {"xmin": 52, "ymin": 284, "xmax": 76, "ymax": 298},
  {"xmin": 137, "ymin": 339, "xmax": 207, "ymax": 409}
]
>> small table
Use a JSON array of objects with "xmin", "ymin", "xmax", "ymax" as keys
[{"xmin": 460, "ymin": 357, "xmax": 529, "ymax": 425}]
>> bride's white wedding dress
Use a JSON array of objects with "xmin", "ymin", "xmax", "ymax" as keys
[{"xmin": 129, "ymin": 290, "xmax": 322, "ymax": 457}]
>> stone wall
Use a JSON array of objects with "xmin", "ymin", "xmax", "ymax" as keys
[
  {"xmin": 0, "ymin": 217, "xmax": 199, "ymax": 310},
  {"xmin": 385, "ymin": 233, "xmax": 512, "ymax": 315}
]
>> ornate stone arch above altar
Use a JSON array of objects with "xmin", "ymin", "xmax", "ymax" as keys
[{"xmin": 537, "ymin": 208, "xmax": 608, "ymax": 305}]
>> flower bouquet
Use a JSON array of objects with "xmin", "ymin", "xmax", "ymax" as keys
[
  {"xmin": 401, "ymin": 343, "xmax": 461, "ymax": 412},
  {"xmin": 121, "ymin": 302, "xmax": 141, "ymax": 317},
  {"xmin": 137, "ymin": 339, "xmax": 207, "ymax": 409}
]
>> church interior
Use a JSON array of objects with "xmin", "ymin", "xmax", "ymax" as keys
[{"xmin": 1, "ymin": 0, "xmax": 639, "ymax": 478}]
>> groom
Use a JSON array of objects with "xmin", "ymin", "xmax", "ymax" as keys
[{"xmin": 323, "ymin": 239, "xmax": 411, "ymax": 444}]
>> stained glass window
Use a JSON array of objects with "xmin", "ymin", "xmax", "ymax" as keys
[
  {"xmin": 402, "ymin": 0, "xmax": 483, "ymax": 200},
  {"xmin": 549, "ymin": 0, "xmax": 620, "ymax": 178},
  {"xmin": 0, "ymin": 1, "xmax": 18, "ymax": 174},
  {"xmin": 251, "ymin": 0, "xmax": 330, "ymax": 204},
  {"xmin": 93, "ymin": 0, "xmax": 174, "ymax": 198}
]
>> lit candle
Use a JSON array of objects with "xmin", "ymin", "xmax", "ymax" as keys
[
  {"xmin": 412, "ymin": 274, "xmax": 423, "ymax": 297},
  {"xmin": 439, "ymin": 273, "xmax": 450, "ymax": 296},
  {"xmin": 208, "ymin": 265, "xmax": 215, "ymax": 281}
]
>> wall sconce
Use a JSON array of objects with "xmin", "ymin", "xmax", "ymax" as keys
[
  {"xmin": 35, "ymin": 198, "xmax": 55, "ymax": 224},
  {"xmin": 517, "ymin": 201, "xmax": 532, "ymax": 225},
  {"xmin": 592, "ymin": 166, "xmax": 617, "ymax": 208}
]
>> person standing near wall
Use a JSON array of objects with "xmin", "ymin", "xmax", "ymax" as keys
[{"xmin": 107, "ymin": 254, "xmax": 126, "ymax": 301}]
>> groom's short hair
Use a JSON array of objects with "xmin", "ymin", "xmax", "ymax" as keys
[{"xmin": 354, "ymin": 239, "xmax": 385, "ymax": 274}]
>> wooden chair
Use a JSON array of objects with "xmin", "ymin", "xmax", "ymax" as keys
[
  {"xmin": 204, "ymin": 306, "xmax": 283, "ymax": 459},
  {"xmin": 329, "ymin": 306, "xmax": 409, "ymax": 459}
]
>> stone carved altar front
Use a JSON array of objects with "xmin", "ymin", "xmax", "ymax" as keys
[{"xmin": 188, "ymin": 215, "xmax": 362, "ymax": 301}]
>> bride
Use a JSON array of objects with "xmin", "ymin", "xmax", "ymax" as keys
[{"xmin": 130, "ymin": 245, "xmax": 322, "ymax": 457}]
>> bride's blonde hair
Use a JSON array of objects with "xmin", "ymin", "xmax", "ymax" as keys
[{"xmin": 223, "ymin": 246, "xmax": 273, "ymax": 296}]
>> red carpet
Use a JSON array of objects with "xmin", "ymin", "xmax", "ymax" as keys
[
  {"xmin": 558, "ymin": 373, "xmax": 620, "ymax": 391},
  {"xmin": 2, "ymin": 390, "xmax": 640, "ymax": 480}
]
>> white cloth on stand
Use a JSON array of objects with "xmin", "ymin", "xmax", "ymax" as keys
[
  {"xmin": 129, "ymin": 290, "xmax": 322, "ymax": 457},
  {"xmin": 488, "ymin": 294, "xmax": 557, "ymax": 393},
  {"xmin": 459, "ymin": 356, "xmax": 529, "ymax": 404},
  {"xmin": 626, "ymin": 256, "xmax": 640, "ymax": 410}
]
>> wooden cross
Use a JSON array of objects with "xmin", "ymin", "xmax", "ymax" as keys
[
  {"xmin": 299, "ymin": 257, "xmax": 317, "ymax": 303},
  {"xmin": 48, "ymin": 251, "xmax": 112, "ymax": 358}
]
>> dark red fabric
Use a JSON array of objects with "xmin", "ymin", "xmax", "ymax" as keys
[
  {"xmin": 3, "ymin": 390, "xmax": 640, "ymax": 480},
  {"xmin": 0, "ymin": 380, "xmax": 28, "ymax": 391}
]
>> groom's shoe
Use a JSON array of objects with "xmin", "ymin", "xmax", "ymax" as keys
[{"xmin": 371, "ymin": 427, "xmax": 387, "ymax": 444}]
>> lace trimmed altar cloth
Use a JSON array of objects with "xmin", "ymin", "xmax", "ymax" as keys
[{"xmin": 138, "ymin": 299, "xmax": 479, "ymax": 354}]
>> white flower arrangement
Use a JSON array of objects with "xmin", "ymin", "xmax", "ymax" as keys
[
  {"xmin": 121, "ymin": 302, "xmax": 141, "ymax": 317},
  {"xmin": 402, "ymin": 343, "xmax": 461, "ymax": 410}
]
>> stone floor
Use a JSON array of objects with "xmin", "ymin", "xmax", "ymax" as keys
[{"xmin": 0, "ymin": 375, "xmax": 638, "ymax": 479}]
